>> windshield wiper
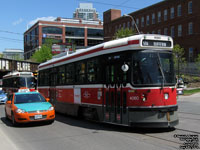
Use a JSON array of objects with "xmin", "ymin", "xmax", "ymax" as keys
[{"xmin": 157, "ymin": 53, "xmax": 166, "ymax": 89}]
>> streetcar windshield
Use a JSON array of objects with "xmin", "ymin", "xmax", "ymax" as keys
[
  {"xmin": 132, "ymin": 50, "xmax": 176, "ymax": 86},
  {"xmin": 27, "ymin": 77, "xmax": 35, "ymax": 88},
  {"xmin": 18, "ymin": 77, "xmax": 35, "ymax": 88}
]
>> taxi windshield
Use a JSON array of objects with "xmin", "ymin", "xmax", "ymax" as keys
[{"xmin": 14, "ymin": 93, "xmax": 46, "ymax": 104}]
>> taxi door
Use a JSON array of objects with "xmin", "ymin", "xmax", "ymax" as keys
[{"xmin": 5, "ymin": 94, "xmax": 14, "ymax": 117}]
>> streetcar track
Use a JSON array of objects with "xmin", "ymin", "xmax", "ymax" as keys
[{"xmin": 175, "ymin": 128, "xmax": 200, "ymax": 135}]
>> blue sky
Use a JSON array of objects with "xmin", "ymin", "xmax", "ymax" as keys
[{"xmin": 0, "ymin": 0, "xmax": 162, "ymax": 52}]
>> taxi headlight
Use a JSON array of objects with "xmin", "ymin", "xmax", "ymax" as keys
[
  {"xmin": 16, "ymin": 108, "xmax": 26, "ymax": 113},
  {"xmin": 48, "ymin": 106, "xmax": 54, "ymax": 111}
]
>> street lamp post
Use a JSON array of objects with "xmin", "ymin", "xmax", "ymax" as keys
[{"xmin": 123, "ymin": 14, "xmax": 140, "ymax": 35}]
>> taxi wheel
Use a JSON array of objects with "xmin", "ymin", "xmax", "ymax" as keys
[{"xmin": 11, "ymin": 113, "xmax": 18, "ymax": 126}]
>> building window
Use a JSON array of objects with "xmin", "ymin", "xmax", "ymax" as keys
[
  {"xmin": 171, "ymin": 26, "xmax": 175, "ymax": 37},
  {"xmin": 123, "ymin": 23, "xmax": 126, "ymax": 29},
  {"xmin": 158, "ymin": 11, "xmax": 161, "ymax": 23},
  {"xmin": 188, "ymin": 22, "xmax": 193, "ymax": 35},
  {"xmin": 158, "ymin": 29, "xmax": 161, "ymax": 35},
  {"xmin": 42, "ymin": 27, "xmax": 62, "ymax": 34},
  {"xmin": 189, "ymin": 47, "xmax": 194, "ymax": 62},
  {"xmin": 164, "ymin": 9, "xmax": 168, "ymax": 21},
  {"xmin": 115, "ymin": 26, "xmax": 117, "ymax": 32},
  {"xmin": 170, "ymin": 7, "xmax": 174, "ymax": 19},
  {"xmin": 146, "ymin": 15, "xmax": 150, "ymax": 26},
  {"xmin": 188, "ymin": 1, "xmax": 193, "ymax": 14},
  {"xmin": 164, "ymin": 28, "xmax": 168, "ymax": 35},
  {"xmin": 131, "ymin": 20, "xmax": 135, "ymax": 30},
  {"xmin": 141, "ymin": 17, "xmax": 144, "ymax": 27},
  {"xmin": 87, "ymin": 29, "xmax": 103, "ymax": 38},
  {"xmin": 136, "ymin": 18, "xmax": 139, "ymax": 27},
  {"xmin": 152, "ymin": 13, "xmax": 155, "ymax": 24},
  {"xmin": 177, "ymin": 4, "xmax": 182, "ymax": 17},
  {"xmin": 65, "ymin": 27, "xmax": 84, "ymax": 37},
  {"xmin": 178, "ymin": 25, "xmax": 182, "ymax": 37},
  {"xmin": 127, "ymin": 22, "xmax": 130, "ymax": 29}
]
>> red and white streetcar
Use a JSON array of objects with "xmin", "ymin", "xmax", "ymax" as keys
[
  {"xmin": 3, "ymin": 71, "xmax": 36, "ymax": 96},
  {"xmin": 38, "ymin": 34, "xmax": 178, "ymax": 128}
]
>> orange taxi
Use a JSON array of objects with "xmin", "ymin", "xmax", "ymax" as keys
[{"xmin": 5, "ymin": 90, "xmax": 55, "ymax": 126}]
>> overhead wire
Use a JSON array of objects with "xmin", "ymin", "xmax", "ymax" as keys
[{"xmin": 77, "ymin": 0, "xmax": 139, "ymax": 10}]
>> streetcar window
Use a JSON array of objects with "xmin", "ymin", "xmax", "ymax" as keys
[
  {"xmin": 58, "ymin": 65, "xmax": 65, "ymax": 85},
  {"xmin": 66, "ymin": 63, "xmax": 75, "ymax": 84},
  {"xmin": 44, "ymin": 69, "xmax": 49, "ymax": 86},
  {"xmin": 18, "ymin": 77, "xmax": 26, "ymax": 87},
  {"xmin": 75, "ymin": 61, "xmax": 86, "ymax": 84},
  {"xmin": 50, "ymin": 67, "xmax": 58, "ymax": 86},
  {"xmin": 27, "ymin": 77, "xmax": 35, "ymax": 88},
  {"xmin": 159, "ymin": 53, "xmax": 175, "ymax": 84},
  {"xmin": 87, "ymin": 58, "xmax": 99, "ymax": 83},
  {"xmin": 132, "ymin": 51, "xmax": 175, "ymax": 86}
]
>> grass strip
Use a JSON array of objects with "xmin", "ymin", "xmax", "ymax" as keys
[{"xmin": 183, "ymin": 88, "xmax": 200, "ymax": 96}]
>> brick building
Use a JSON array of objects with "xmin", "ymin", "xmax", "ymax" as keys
[
  {"xmin": 24, "ymin": 18, "xmax": 103, "ymax": 60},
  {"xmin": 104, "ymin": 0, "xmax": 200, "ymax": 62}
]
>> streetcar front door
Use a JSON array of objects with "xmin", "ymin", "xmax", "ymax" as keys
[
  {"xmin": 104, "ymin": 60, "xmax": 124, "ymax": 124},
  {"xmin": 49, "ymin": 69, "xmax": 57, "ymax": 106}
]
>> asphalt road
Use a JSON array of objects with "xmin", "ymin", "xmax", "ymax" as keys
[{"xmin": 0, "ymin": 94, "xmax": 200, "ymax": 150}]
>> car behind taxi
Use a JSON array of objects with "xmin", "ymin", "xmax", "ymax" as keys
[{"xmin": 5, "ymin": 90, "xmax": 55, "ymax": 126}]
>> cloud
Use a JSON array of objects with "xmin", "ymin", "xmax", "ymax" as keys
[
  {"xmin": 27, "ymin": 16, "xmax": 56, "ymax": 27},
  {"xmin": 13, "ymin": 18, "xmax": 23, "ymax": 26}
]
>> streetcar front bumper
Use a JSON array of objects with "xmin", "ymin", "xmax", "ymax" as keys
[{"xmin": 128, "ymin": 105, "xmax": 179, "ymax": 128}]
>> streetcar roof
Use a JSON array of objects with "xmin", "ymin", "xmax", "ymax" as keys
[
  {"xmin": 39, "ymin": 34, "xmax": 173, "ymax": 70},
  {"xmin": 3, "ymin": 71, "xmax": 33, "ymax": 78}
]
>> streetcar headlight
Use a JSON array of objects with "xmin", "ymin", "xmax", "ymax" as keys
[
  {"xmin": 141, "ymin": 94, "xmax": 146, "ymax": 102},
  {"xmin": 48, "ymin": 106, "xmax": 54, "ymax": 111},
  {"xmin": 164, "ymin": 93, "xmax": 169, "ymax": 100},
  {"xmin": 16, "ymin": 108, "xmax": 26, "ymax": 113}
]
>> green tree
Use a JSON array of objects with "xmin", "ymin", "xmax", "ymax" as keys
[
  {"xmin": 113, "ymin": 28, "xmax": 136, "ymax": 39},
  {"xmin": 196, "ymin": 53, "xmax": 200, "ymax": 70},
  {"xmin": 173, "ymin": 44, "xmax": 185, "ymax": 77},
  {"xmin": 31, "ymin": 38, "xmax": 54, "ymax": 63}
]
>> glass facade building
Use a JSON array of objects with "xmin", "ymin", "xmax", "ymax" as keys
[{"xmin": 24, "ymin": 17, "xmax": 103, "ymax": 60}]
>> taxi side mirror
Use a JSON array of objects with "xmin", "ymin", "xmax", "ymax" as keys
[
  {"xmin": 6, "ymin": 101, "xmax": 11, "ymax": 104},
  {"xmin": 46, "ymin": 98, "xmax": 50, "ymax": 102}
]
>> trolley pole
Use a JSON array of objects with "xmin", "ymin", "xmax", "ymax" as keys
[{"xmin": 123, "ymin": 14, "xmax": 140, "ymax": 34}]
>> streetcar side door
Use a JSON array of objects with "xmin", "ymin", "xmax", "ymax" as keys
[
  {"xmin": 49, "ymin": 68, "xmax": 57, "ymax": 106},
  {"xmin": 103, "ymin": 55, "xmax": 124, "ymax": 124}
]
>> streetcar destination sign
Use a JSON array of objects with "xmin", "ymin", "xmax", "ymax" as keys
[{"xmin": 142, "ymin": 40, "xmax": 171, "ymax": 47}]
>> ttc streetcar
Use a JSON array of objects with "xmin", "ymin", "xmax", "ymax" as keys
[
  {"xmin": 38, "ymin": 34, "xmax": 178, "ymax": 128},
  {"xmin": 3, "ymin": 71, "xmax": 36, "ymax": 96}
]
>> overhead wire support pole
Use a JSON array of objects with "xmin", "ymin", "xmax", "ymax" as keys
[{"xmin": 123, "ymin": 14, "xmax": 140, "ymax": 35}]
